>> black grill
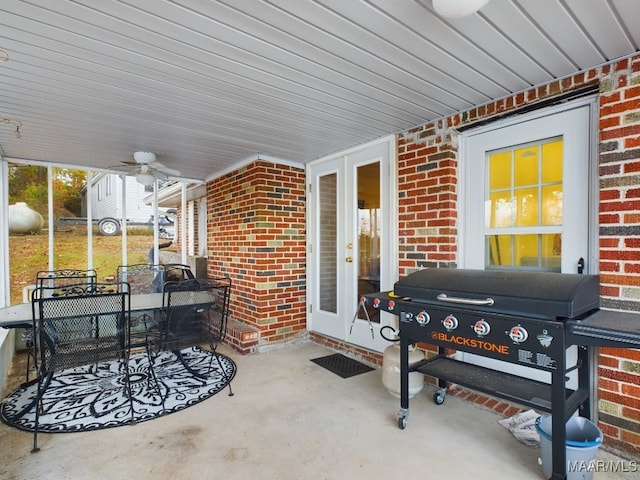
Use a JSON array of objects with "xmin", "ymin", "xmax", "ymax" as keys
[
  {"xmin": 361, "ymin": 268, "xmax": 640, "ymax": 480},
  {"xmin": 393, "ymin": 268, "xmax": 599, "ymax": 319}
]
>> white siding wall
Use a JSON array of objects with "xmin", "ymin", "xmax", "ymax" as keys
[
  {"xmin": 91, "ymin": 175, "xmax": 156, "ymax": 223},
  {"xmin": 92, "ymin": 175, "xmax": 120, "ymax": 220}
]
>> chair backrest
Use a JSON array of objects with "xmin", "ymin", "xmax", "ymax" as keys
[
  {"xmin": 161, "ymin": 277, "xmax": 230, "ymax": 350},
  {"xmin": 163, "ymin": 264, "xmax": 195, "ymax": 282},
  {"xmin": 34, "ymin": 282, "xmax": 130, "ymax": 373},
  {"xmin": 34, "ymin": 269, "xmax": 98, "ymax": 299},
  {"xmin": 117, "ymin": 264, "xmax": 165, "ymax": 294}
]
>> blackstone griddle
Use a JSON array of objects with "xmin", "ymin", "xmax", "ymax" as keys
[{"xmin": 361, "ymin": 268, "xmax": 640, "ymax": 480}]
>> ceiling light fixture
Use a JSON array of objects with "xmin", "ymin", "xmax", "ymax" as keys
[
  {"xmin": 2, "ymin": 118, "xmax": 22, "ymax": 138},
  {"xmin": 135, "ymin": 172, "xmax": 156, "ymax": 186},
  {"xmin": 432, "ymin": 0, "xmax": 490, "ymax": 18}
]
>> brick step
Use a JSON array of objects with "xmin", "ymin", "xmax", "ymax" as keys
[{"xmin": 224, "ymin": 319, "xmax": 260, "ymax": 354}]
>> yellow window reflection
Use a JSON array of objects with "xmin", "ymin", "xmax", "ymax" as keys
[{"xmin": 485, "ymin": 136, "xmax": 562, "ymax": 272}]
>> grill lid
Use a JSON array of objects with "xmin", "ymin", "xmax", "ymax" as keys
[{"xmin": 393, "ymin": 269, "xmax": 600, "ymax": 319}]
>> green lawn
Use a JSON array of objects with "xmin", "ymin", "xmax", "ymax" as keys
[{"xmin": 8, "ymin": 228, "xmax": 172, "ymax": 304}]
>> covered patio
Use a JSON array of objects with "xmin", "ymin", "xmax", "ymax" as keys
[
  {"xmin": 1, "ymin": 342, "xmax": 636, "ymax": 480},
  {"xmin": 2, "ymin": 1, "xmax": 640, "ymax": 476}
]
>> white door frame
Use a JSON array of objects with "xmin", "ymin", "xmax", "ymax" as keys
[
  {"xmin": 306, "ymin": 135, "xmax": 397, "ymax": 352},
  {"xmin": 459, "ymin": 97, "xmax": 599, "ymax": 274},
  {"xmin": 457, "ymin": 98, "xmax": 599, "ymax": 386}
]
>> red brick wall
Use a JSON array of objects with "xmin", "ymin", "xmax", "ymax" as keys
[
  {"xmin": 398, "ymin": 121, "xmax": 458, "ymax": 275},
  {"xmin": 598, "ymin": 56, "xmax": 640, "ymax": 308},
  {"xmin": 596, "ymin": 55, "xmax": 640, "ymax": 457},
  {"xmin": 206, "ymin": 160, "xmax": 307, "ymax": 345},
  {"xmin": 397, "ymin": 54, "xmax": 640, "ymax": 457}
]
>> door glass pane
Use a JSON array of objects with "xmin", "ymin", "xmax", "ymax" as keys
[
  {"xmin": 514, "ymin": 187, "xmax": 538, "ymax": 226},
  {"xmin": 542, "ymin": 140, "xmax": 563, "ymax": 182},
  {"xmin": 488, "ymin": 151, "xmax": 511, "ymax": 190},
  {"xmin": 485, "ymin": 136, "xmax": 562, "ymax": 272},
  {"xmin": 357, "ymin": 163, "xmax": 381, "ymax": 322},
  {"xmin": 542, "ymin": 185, "xmax": 563, "ymax": 225},
  {"xmin": 487, "ymin": 234, "xmax": 511, "ymax": 267},
  {"xmin": 487, "ymin": 233, "xmax": 561, "ymax": 270},
  {"xmin": 514, "ymin": 146, "xmax": 539, "ymax": 186},
  {"xmin": 515, "ymin": 234, "xmax": 539, "ymax": 266},
  {"xmin": 319, "ymin": 173, "xmax": 337, "ymax": 313},
  {"xmin": 488, "ymin": 191, "xmax": 512, "ymax": 228}
]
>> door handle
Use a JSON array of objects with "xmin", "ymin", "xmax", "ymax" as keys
[{"xmin": 345, "ymin": 256, "xmax": 353, "ymax": 263}]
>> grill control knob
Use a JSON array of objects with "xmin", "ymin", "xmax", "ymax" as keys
[
  {"xmin": 473, "ymin": 319, "xmax": 490, "ymax": 336},
  {"xmin": 508, "ymin": 325, "xmax": 529, "ymax": 343},
  {"xmin": 416, "ymin": 311, "xmax": 430, "ymax": 325},
  {"xmin": 373, "ymin": 298, "xmax": 381, "ymax": 308},
  {"xmin": 388, "ymin": 300, "xmax": 396, "ymax": 311},
  {"xmin": 442, "ymin": 314, "xmax": 458, "ymax": 331}
]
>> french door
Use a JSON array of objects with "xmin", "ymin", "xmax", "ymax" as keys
[{"xmin": 307, "ymin": 137, "xmax": 396, "ymax": 353}]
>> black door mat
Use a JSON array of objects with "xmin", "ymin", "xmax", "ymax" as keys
[{"xmin": 310, "ymin": 353, "xmax": 375, "ymax": 378}]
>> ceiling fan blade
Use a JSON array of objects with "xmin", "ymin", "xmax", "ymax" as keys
[
  {"xmin": 150, "ymin": 162, "xmax": 181, "ymax": 177},
  {"xmin": 149, "ymin": 167, "xmax": 168, "ymax": 181}
]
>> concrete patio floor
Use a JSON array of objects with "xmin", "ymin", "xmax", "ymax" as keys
[{"xmin": 0, "ymin": 341, "xmax": 637, "ymax": 480}]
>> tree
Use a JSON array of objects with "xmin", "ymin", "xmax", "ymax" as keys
[{"xmin": 8, "ymin": 164, "xmax": 87, "ymax": 218}]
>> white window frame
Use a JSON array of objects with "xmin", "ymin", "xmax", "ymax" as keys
[{"xmin": 458, "ymin": 97, "xmax": 599, "ymax": 275}]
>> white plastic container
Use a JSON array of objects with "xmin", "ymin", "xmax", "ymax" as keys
[{"xmin": 535, "ymin": 415, "xmax": 602, "ymax": 480}]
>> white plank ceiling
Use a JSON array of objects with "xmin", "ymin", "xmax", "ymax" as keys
[{"xmin": 1, "ymin": 0, "xmax": 639, "ymax": 181}]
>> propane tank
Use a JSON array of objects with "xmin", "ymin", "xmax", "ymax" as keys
[
  {"xmin": 381, "ymin": 342, "xmax": 425, "ymax": 399},
  {"xmin": 8, "ymin": 202, "xmax": 44, "ymax": 234}
]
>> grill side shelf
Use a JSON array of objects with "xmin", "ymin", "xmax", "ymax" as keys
[
  {"xmin": 568, "ymin": 309, "xmax": 640, "ymax": 348},
  {"xmin": 411, "ymin": 356, "xmax": 589, "ymax": 416}
]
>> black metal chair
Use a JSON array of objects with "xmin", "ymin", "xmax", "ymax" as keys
[
  {"xmin": 116, "ymin": 264, "xmax": 165, "ymax": 347},
  {"xmin": 116, "ymin": 264, "xmax": 165, "ymax": 295},
  {"xmin": 144, "ymin": 276, "xmax": 233, "ymax": 409},
  {"xmin": 23, "ymin": 269, "xmax": 98, "ymax": 383},
  {"xmin": 31, "ymin": 282, "xmax": 133, "ymax": 453},
  {"xmin": 34, "ymin": 268, "xmax": 98, "ymax": 291},
  {"xmin": 163, "ymin": 263, "xmax": 195, "ymax": 282}
]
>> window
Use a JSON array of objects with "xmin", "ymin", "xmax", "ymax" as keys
[
  {"xmin": 485, "ymin": 137, "xmax": 563, "ymax": 271},
  {"xmin": 462, "ymin": 101, "xmax": 593, "ymax": 275}
]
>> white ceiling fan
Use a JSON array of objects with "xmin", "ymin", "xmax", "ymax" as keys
[{"xmin": 118, "ymin": 151, "xmax": 181, "ymax": 185}]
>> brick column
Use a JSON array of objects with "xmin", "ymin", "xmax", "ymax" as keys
[{"xmin": 206, "ymin": 160, "xmax": 306, "ymax": 350}]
